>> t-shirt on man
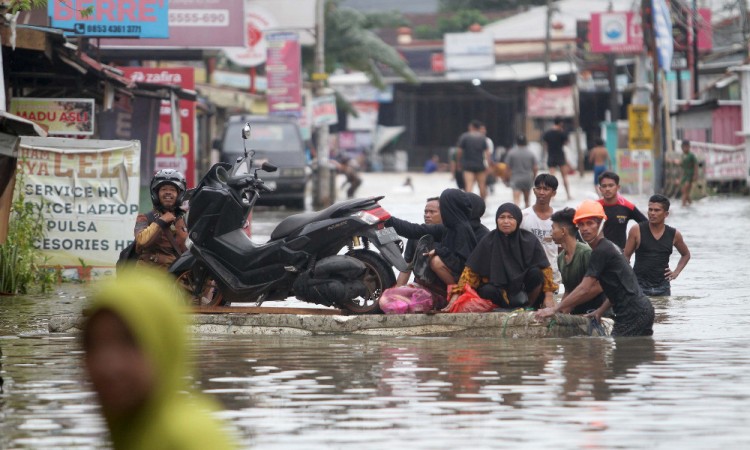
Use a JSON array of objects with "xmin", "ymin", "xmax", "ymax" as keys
[{"xmin": 457, "ymin": 132, "xmax": 489, "ymax": 172}]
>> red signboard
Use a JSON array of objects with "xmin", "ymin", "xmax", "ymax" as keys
[
  {"xmin": 119, "ymin": 67, "xmax": 196, "ymax": 187},
  {"xmin": 589, "ymin": 12, "xmax": 643, "ymax": 54},
  {"xmin": 266, "ymin": 32, "xmax": 302, "ymax": 117},
  {"xmin": 526, "ymin": 87, "xmax": 575, "ymax": 118},
  {"xmin": 99, "ymin": 0, "xmax": 245, "ymax": 48},
  {"xmin": 431, "ymin": 53, "xmax": 445, "ymax": 73}
]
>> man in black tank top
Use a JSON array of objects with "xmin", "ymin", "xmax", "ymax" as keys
[{"xmin": 624, "ymin": 194, "xmax": 691, "ymax": 296}]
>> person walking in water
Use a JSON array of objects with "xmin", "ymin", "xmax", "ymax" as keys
[
  {"xmin": 505, "ymin": 134, "xmax": 538, "ymax": 208},
  {"xmin": 588, "ymin": 138, "xmax": 610, "ymax": 191},
  {"xmin": 542, "ymin": 117, "xmax": 573, "ymax": 200},
  {"xmin": 679, "ymin": 140, "xmax": 699, "ymax": 207},
  {"xmin": 624, "ymin": 194, "xmax": 691, "ymax": 296},
  {"xmin": 597, "ymin": 171, "xmax": 647, "ymax": 249},
  {"xmin": 535, "ymin": 200, "xmax": 654, "ymax": 337},
  {"xmin": 456, "ymin": 119, "xmax": 492, "ymax": 199}
]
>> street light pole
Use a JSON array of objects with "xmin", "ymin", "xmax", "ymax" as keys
[{"xmin": 313, "ymin": 0, "xmax": 333, "ymax": 208}]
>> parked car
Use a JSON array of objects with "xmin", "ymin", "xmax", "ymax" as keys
[{"xmin": 218, "ymin": 115, "xmax": 308, "ymax": 209}]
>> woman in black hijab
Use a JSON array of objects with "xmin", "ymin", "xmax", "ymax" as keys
[
  {"xmin": 445, "ymin": 202, "xmax": 558, "ymax": 310},
  {"xmin": 388, "ymin": 189, "xmax": 478, "ymax": 286}
]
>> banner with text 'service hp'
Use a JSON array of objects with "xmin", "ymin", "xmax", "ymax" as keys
[
  {"xmin": 18, "ymin": 137, "xmax": 141, "ymax": 270},
  {"xmin": 49, "ymin": 0, "xmax": 169, "ymax": 38}
]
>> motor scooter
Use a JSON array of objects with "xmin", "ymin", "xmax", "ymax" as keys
[{"xmin": 170, "ymin": 123, "xmax": 407, "ymax": 313}]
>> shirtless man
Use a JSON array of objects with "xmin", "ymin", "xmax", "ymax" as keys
[
  {"xmin": 588, "ymin": 138, "xmax": 609, "ymax": 191},
  {"xmin": 624, "ymin": 194, "xmax": 691, "ymax": 296}
]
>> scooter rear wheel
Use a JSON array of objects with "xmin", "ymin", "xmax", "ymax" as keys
[
  {"xmin": 341, "ymin": 250, "xmax": 396, "ymax": 314},
  {"xmin": 175, "ymin": 269, "xmax": 228, "ymax": 307}
]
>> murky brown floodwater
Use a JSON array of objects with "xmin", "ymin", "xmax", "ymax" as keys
[{"xmin": 2, "ymin": 173, "xmax": 750, "ymax": 449}]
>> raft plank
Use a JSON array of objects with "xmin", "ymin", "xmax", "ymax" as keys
[{"xmin": 192, "ymin": 305, "xmax": 346, "ymax": 316}]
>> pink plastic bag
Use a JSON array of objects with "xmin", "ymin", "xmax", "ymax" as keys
[{"xmin": 379, "ymin": 286, "xmax": 435, "ymax": 314}]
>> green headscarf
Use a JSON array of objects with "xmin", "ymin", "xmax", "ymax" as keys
[{"xmin": 85, "ymin": 267, "xmax": 236, "ymax": 450}]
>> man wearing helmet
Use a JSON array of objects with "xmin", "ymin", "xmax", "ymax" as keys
[
  {"xmin": 535, "ymin": 200, "xmax": 654, "ymax": 337},
  {"xmin": 134, "ymin": 169, "xmax": 188, "ymax": 268}
]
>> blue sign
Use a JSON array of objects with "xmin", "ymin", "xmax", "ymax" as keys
[
  {"xmin": 49, "ymin": 0, "xmax": 169, "ymax": 38},
  {"xmin": 652, "ymin": 0, "xmax": 673, "ymax": 72}
]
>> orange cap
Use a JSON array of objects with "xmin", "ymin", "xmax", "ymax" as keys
[{"xmin": 573, "ymin": 200, "xmax": 606, "ymax": 224}]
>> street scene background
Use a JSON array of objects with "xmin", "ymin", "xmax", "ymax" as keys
[{"xmin": 1, "ymin": 171, "xmax": 749, "ymax": 448}]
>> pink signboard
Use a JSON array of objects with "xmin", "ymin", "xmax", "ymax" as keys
[
  {"xmin": 266, "ymin": 32, "xmax": 302, "ymax": 117},
  {"xmin": 526, "ymin": 87, "xmax": 575, "ymax": 118},
  {"xmin": 99, "ymin": 0, "xmax": 245, "ymax": 48},
  {"xmin": 120, "ymin": 67, "xmax": 196, "ymax": 188}
]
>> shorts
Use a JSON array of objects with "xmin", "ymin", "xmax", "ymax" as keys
[
  {"xmin": 511, "ymin": 177, "xmax": 533, "ymax": 191},
  {"xmin": 612, "ymin": 297, "xmax": 655, "ymax": 337},
  {"xmin": 547, "ymin": 152, "xmax": 567, "ymax": 168},
  {"xmin": 640, "ymin": 280, "xmax": 671, "ymax": 297},
  {"xmin": 593, "ymin": 164, "xmax": 607, "ymax": 185}
]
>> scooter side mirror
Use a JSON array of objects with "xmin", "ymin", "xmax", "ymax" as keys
[
  {"xmin": 261, "ymin": 162, "xmax": 278, "ymax": 173},
  {"xmin": 241, "ymin": 123, "xmax": 251, "ymax": 140}
]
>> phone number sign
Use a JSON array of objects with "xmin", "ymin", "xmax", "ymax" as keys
[{"xmin": 49, "ymin": 0, "xmax": 169, "ymax": 38}]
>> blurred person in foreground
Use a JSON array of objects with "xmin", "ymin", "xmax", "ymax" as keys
[{"xmin": 82, "ymin": 267, "xmax": 237, "ymax": 450}]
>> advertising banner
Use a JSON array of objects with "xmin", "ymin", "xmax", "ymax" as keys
[
  {"xmin": 526, "ymin": 87, "xmax": 575, "ymax": 118},
  {"xmin": 266, "ymin": 32, "xmax": 302, "ymax": 117},
  {"xmin": 49, "ymin": 0, "xmax": 169, "ymax": 38},
  {"xmin": 99, "ymin": 0, "xmax": 245, "ymax": 48},
  {"xmin": 347, "ymin": 102, "xmax": 379, "ymax": 131},
  {"xmin": 312, "ymin": 95, "xmax": 338, "ymax": 127},
  {"xmin": 652, "ymin": 0, "xmax": 674, "ymax": 71},
  {"xmin": 18, "ymin": 137, "xmax": 140, "ymax": 273},
  {"xmin": 616, "ymin": 149, "xmax": 653, "ymax": 194},
  {"xmin": 120, "ymin": 67, "xmax": 196, "ymax": 187},
  {"xmin": 10, "ymin": 98, "xmax": 94, "ymax": 136},
  {"xmin": 223, "ymin": 4, "xmax": 278, "ymax": 67}
]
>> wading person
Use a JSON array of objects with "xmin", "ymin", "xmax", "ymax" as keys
[
  {"xmin": 521, "ymin": 174, "xmax": 560, "ymax": 286},
  {"xmin": 83, "ymin": 267, "xmax": 237, "ymax": 450},
  {"xmin": 588, "ymin": 138, "xmax": 610, "ymax": 189},
  {"xmin": 535, "ymin": 200, "xmax": 655, "ymax": 337},
  {"xmin": 597, "ymin": 171, "xmax": 647, "ymax": 249},
  {"xmin": 396, "ymin": 197, "xmax": 442, "ymax": 286},
  {"xmin": 679, "ymin": 140, "xmax": 699, "ymax": 207},
  {"xmin": 505, "ymin": 134, "xmax": 538, "ymax": 208},
  {"xmin": 135, "ymin": 169, "xmax": 188, "ymax": 269},
  {"xmin": 456, "ymin": 119, "xmax": 492, "ymax": 199},
  {"xmin": 542, "ymin": 117, "xmax": 573, "ymax": 200},
  {"xmin": 550, "ymin": 208, "xmax": 606, "ymax": 314},
  {"xmin": 624, "ymin": 194, "xmax": 691, "ymax": 296},
  {"xmin": 445, "ymin": 203, "xmax": 557, "ymax": 311}
]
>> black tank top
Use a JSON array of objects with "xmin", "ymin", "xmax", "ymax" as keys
[{"xmin": 633, "ymin": 222, "xmax": 675, "ymax": 286}]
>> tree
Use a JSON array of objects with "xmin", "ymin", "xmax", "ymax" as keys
[
  {"xmin": 7, "ymin": 0, "xmax": 93, "ymax": 16},
  {"xmin": 323, "ymin": 1, "xmax": 417, "ymax": 89}
]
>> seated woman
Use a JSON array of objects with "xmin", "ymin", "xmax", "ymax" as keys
[
  {"xmin": 446, "ymin": 203, "xmax": 558, "ymax": 310},
  {"xmin": 551, "ymin": 208, "xmax": 606, "ymax": 314},
  {"xmin": 388, "ymin": 189, "xmax": 478, "ymax": 287}
]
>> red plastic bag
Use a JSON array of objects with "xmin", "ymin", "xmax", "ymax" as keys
[{"xmin": 444, "ymin": 285, "xmax": 495, "ymax": 313}]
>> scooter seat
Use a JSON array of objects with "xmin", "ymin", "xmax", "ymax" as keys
[{"xmin": 270, "ymin": 196, "xmax": 383, "ymax": 240}]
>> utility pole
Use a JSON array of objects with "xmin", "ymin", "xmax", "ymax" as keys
[
  {"xmin": 544, "ymin": 0, "xmax": 553, "ymax": 74},
  {"xmin": 313, "ymin": 0, "xmax": 333, "ymax": 208},
  {"xmin": 643, "ymin": 0, "xmax": 663, "ymax": 192},
  {"xmin": 691, "ymin": 0, "xmax": 700, "ymax": 96}
]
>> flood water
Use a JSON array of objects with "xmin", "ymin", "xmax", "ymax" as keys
[{"xmin": 1, "ymin": 172, "xmax": 750, "ymax": 449}]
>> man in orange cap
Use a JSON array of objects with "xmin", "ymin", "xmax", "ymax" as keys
[{"xmin": 535, "ymin": 200, "xmax": 655, "ymax": 336}]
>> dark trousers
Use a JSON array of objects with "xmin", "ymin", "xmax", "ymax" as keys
[{"xmin": 477, "ymin": 267, "xmax": 544, "ymax": 308}]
